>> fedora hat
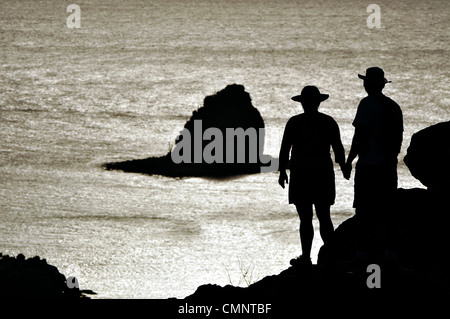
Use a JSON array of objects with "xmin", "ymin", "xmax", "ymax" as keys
[
  {"xmin": 292, "ymin": 86, "xmax": 329, "ymax": 103},
  {"xmin": 358, "ymin": 67, "xmax": 391, "ymax": 84}
]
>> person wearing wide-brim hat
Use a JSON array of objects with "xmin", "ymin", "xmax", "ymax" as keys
[
  {"xmin": 278, "ymin": 85, "xmax": 347, "ymax": 268},
  {"xmin": 345, "ymin": 67, "xmax": 403, "ymax": 263},
  {"xmin": 291, "ymin": 85, "xmax": 330, "ymax": 104},
  {"xmin": 357, "ymin": 66, "xmax": 392, "ymax": 85}
]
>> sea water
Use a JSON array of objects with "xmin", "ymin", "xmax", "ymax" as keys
[{"xmin": 0, "ymin": 0, "xmax": 448, "ymax": 298}]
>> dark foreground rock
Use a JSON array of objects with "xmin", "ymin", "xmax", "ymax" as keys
[
  {"xmin": 104, "ymin": 84, "xmax": 276, "ymax": 177},
  {"xmin": 185, "ymin": 187, "xmax": 449, "ymax": 299},
  {"xmin": 0, "ymin": 253, "xmax": 95, "ymax": 299},
  {"xmin": 404, "ymin": 120, "xmax": 450, "ymax": 192},
  {"xmin": 185, "ymin": 195, "xmax": 448, "ymax": 314}
]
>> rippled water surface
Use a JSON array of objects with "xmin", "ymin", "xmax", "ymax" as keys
[{"xmin": 0, "ymin": 0, "xmax": 448, "ymax": 298}]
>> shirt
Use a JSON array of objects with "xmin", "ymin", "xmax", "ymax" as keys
[
  {"xmin": 353, "ymin": 94, "xmax": 403, "ymax": 166},
  {"xmin": 279, "ymin": 112, "xmax": 345, "ymax": 172}
]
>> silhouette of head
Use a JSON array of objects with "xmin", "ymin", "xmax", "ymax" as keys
[
  {"xmin": 358, "ymin": 67, "xmax": 391, "ymax": 96},
  {"xmin": 292, "ymin": 86, "xmax": 329, "ymax": 113}
]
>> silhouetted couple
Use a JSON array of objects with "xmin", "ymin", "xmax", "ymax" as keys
[{"xmin": 278, "ymin": 67, "xmax": 403, "ymax": 268}]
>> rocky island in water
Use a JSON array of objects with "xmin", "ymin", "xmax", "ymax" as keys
[{"xmin": 103, "ymin": 84, "xmax": 276, "ymax": 177}]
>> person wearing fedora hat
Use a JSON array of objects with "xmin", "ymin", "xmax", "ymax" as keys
[
  {"xmin": 278, "ymin": 85, "xmax": 346, "ymax": 268},
  {"xmin": 345, "ymin": 67, "xmax": 403, "ymax": 264},
  {"xmin": 357, "ymin": 66, "xmax": 392, "ymax": 85}
]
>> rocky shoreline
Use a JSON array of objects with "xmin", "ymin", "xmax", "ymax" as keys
[
  {"xmin": 185, "ymin": 194, "xmax": 449, "ymax": 301},
  {"xmin": 103, "ymin": 84, "xmax": 276, "ymax": 177},
  {"xmin": 0, "ymin": 253, "xmax": 95, "ymax": 299}
]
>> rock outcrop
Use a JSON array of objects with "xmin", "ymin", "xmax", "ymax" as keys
[
  {"xmin": 0, "ymin": 253, "xmax": 95, "ymax": 299},
  {"xmin": 404, "ymin": 120, "xmax": 450, "ymax": 193},
  {"xmin": 104, "ymin": 84, "xmax": 275, "ymax": 177}
]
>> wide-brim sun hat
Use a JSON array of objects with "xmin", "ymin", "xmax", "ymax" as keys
[
  {"xmin": 291, "ymin": 86, "xmax": 329, "ymax": 103},
  {"xmin": 358, "ymin": 66, "xmax": 391, "ymax": 84}
]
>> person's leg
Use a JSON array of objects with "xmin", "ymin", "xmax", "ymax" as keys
[
  {"xmin": 315, "ymin": 203, "xmax": 334, "ymax": 245},
  {"xmin": 381, "ymin": 162, "xmax": 399, "ymax": 256},
  {"xmin": 295, "ymin": 203, "xmax": 314, "ymax": 258},
  {"xmin": 356, "ymin": 163, "xmax": 396, "ymax": 256},
  {"xmin": 353, "ymin": 166, "xmax": 372, "ymax": 257},
  {"xmin": 355, "ymin": 207, "xmax": 370, "ymax": 254}
]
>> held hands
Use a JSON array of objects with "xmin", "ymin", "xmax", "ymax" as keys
[
  {"xmin": 342, "ymin": 162, "xmax": 352, "ymax": 180},
  {"xmin": 278, "ymin": 171, "xmax": 288, "ymax": 189}
]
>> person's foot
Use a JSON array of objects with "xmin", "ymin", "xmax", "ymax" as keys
[{"xmin": 290, "ymin": 255, "xmax": 312, "ymax": 268}]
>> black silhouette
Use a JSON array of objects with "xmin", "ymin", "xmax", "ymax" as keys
[
  {"xmin": 278, "ymin": 86, "xmax": 346, "ymax": 267},
  {"xmin": 404, "ymin": 120, "xmax": 450, "ymax": 195},
  {"xmin": 0, "ymin": 253, "xmax": 96, "ymax": 299},
  {"xmin": 103, "ymin": 84, "xmax": 275, "ymax": 177},
  {"xmin": 319, "ymin": 120, "xmax": 449, "ymax": 274},
  {"xmin": 186, "ymin": 122, "xmax": 450, "ymax": 305},
  {"xmin": 344, "ymin": 67, "xmax": 403, "ymax": 261}
]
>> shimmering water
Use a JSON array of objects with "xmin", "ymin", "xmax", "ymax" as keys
[{"xmin": 0, "ymin": 0, "xmax": 448, "ymax": 298}]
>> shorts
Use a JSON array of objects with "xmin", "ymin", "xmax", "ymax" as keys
[
  {"xmin": 353, "ymin": 162, "xmax": 398, "ymax": 209},
  {"xmin": 288, "ymin": 160, "xmax": 336, "ymax": 206}
]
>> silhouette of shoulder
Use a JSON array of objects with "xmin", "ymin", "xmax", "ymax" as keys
[
  {"xmin": 382, "ymin": 95, "xmax": 403, "ymax": 122},
  {"xmin": 353, "ymin": 95, "xmax": 402, "ymax": 129},
  {"xmin": 357, "ymin": 94, "xmax": 401, "ymax": 111},
  {"xmin": 284, "ymin": 112, "xmax": 340, "ymax": 140},
  {"xmin": 287, "ymin": 112, "xmax": 338, "ymax": 125}
]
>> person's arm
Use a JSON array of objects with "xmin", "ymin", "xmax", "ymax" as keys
[
  {"xmin": 392, "ymin": 104, "xmax": 404, "ymax": 157},
  {"xmin": 330, "ymin": 121, "xmax": 347, "ymax": 177},
  {"xmin": 278, "ymin": 120, "xmax": 292, "ymax": 189},
  {"xmin": 344, "ymin": 99, "xmax": 370, "ymax": 179},
  {"xmin": 345, "ymin": 126, "xmax": 368, "ymax": 179}
]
